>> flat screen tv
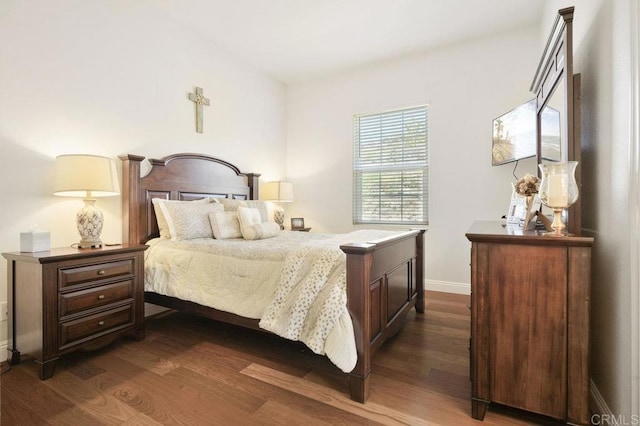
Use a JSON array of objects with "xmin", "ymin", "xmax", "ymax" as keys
[{"xmin": 492, "ymin": 99, "xmax": 537, "ymax": 166}]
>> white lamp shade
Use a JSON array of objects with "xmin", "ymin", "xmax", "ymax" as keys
[
  {"xmin": 262, "ymin": 181, "xmax": 294, "ymax": 202},
  {"xmin": 54, "ymin": 154, "xmax": 120, "ymax": 197}
]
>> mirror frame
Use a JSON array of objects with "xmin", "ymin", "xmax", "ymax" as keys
[{"xmin": 530, "ymin": 6, "xmax": 582, "ymax": 235}]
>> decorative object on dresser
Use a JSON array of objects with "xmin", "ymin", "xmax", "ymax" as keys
[
  {"xmin": 120, "ymin": 152, "xmax": 425, "ymax": 403},
  {"xmin": 466, "ymin": 221, "xmax": 593, "ymax": 425},
  {"xmin": 53, "ymin": 154, "xmax": 120, "ymax": 248},
  {"xmin": 261, "ymin": 181, "xmax": 294, "ymax": 230},
  {"xmin": 506, "ymin": 173, "xmax": 541, "ymax": 230},
  {"xmin": 538, "ymin": 161, "xmax": 579, "ymax": 235},
  {"xmin": 188, "ymin": 86, "xmax": 210, "ymax": 133},
  {"xmin": 2, "ymin": 245, "xmax": 147, "ymax": 379}
]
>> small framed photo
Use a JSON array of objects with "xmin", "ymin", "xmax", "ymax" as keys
[
  {"xmin": 507, "ymin": 191, "xmax": 541, "ymax": 230},
  {"xmin": 291, "ymin": 217, "xmax": 305, "ymax": 230}
]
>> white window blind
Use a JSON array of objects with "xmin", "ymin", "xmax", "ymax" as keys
[{"xmin": 353, "ymin": 105, "xmax": 428, "ymax": 225}]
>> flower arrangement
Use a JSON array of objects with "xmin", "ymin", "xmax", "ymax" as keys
[{"xmin": 514, "ymin": 173, "xmax": 540, "ymax": 196}]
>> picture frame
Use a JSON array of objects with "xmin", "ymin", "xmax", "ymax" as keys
[
  {"xmin": 506, "ymin": 190, "xmax": 541, "ymax": 230},
  {"xmin": 291, "ymin": 217, "xmax": 305, "ymax": 230}
]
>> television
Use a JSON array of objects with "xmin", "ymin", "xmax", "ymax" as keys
[{"xmin": 491, "ymin": 99, "xmax": 537, "ymax": 166}]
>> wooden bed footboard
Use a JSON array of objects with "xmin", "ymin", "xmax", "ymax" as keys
[{"xmin": 341, "ymin": 229, "xmax": 425, "ymax": 402}]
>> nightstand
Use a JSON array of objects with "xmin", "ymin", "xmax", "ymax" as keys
[{"xmin": 2, "ymin": 244, "xmax": 147, "ymax": 379}]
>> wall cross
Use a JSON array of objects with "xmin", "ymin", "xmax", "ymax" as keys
[{"xmin": 188, "ymin": 87, "xmax": 210, "ymax": 133}]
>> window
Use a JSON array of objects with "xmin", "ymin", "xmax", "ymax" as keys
[{"xmin": 353, "ymin": 105, "xmax": 428, "ymax": 225}]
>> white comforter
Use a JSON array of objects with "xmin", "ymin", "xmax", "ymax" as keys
[{"xmin": 144, "ymin": 229, "xmax": 398, "ymax": 372}]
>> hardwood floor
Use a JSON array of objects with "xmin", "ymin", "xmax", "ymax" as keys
[{"xmin": 1, "ymin": 291, "xmax": 566, "ymax": 425}]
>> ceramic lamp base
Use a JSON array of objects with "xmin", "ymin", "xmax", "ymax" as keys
[
  {"xmin": 273, "ymin": 205, "xmax": 285, "ymax": 230},
  {"xmin": 77, "ymin": 199, "xmax": 104, "ymax": 248}
]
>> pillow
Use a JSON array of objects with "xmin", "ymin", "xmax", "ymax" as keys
[
  {"xmin": 157, "ymin": 201, "xmax": 224, "ymax": 240},
  {"xmin": 152, "ymin": 198, "xmax": 212, "ymax": 239},
  {"xmin": 237, "ymin": 206, "xmax": 280, "ymax": 240},
  {"xmin": 215, "ymin": 198, "xmax": 274, "ymax": 222},
  {"xmin": 214, "ymin": 198, "xmax": 247, "ymax": 211},
  {"xmin": 246, "ymin": 200, "xmax": 275, "ymax": 223},
  {"xmin": 208, "ymin": 211, "xmax": 242, "ymax": 239}
]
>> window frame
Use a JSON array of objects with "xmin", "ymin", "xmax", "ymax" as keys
[{"xmin": 352, "ymin": 105, "xmax": 429, "ymax": 226}]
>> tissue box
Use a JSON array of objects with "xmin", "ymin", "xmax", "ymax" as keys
[{"xmin": 20, "ymin": 232, "xmax": 51, "ymax": 252}]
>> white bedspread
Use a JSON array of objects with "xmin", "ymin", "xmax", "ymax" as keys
[{"xmin": 144, "ymin": 229, "xmax": 398, "ymax": 373}]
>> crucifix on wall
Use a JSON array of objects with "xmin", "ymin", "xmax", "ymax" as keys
[{"xmin": 188, "ymin": 86, "xmax": 210, "ymax": 133}]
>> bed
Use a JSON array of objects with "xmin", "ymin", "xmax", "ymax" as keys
[{"xmin": 120, "ymin": 152, "xmax": 425, "ymax": 403}]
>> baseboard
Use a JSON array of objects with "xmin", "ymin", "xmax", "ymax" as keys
[
  {"xmin": 425, "ymin": 279, "xmax": 470, "ymax": 295},
  {"xmin": 590, "ymin": 379, "xmax": 614, "ymax": 424}
]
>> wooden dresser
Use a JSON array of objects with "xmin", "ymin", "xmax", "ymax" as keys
[
  {"xmin": 465, "ymin": 221, "xmax": 593, "ymax": 425},
  {"xmin": 2, "ymin": 244, "xmax": 147, "ymax": 379}
]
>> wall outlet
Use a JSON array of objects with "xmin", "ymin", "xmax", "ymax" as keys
[{"xmin": 0, "ymin": 302, "xmax": 7, "ymax": 321}]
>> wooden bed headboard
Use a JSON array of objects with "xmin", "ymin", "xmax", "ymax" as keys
[{"xmin": 120, "ymin": 153, "xmax": 260, "ymax": 245}]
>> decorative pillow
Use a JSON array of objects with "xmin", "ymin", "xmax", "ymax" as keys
[
  {"xmin": 246, "ymin": 200, "xmax": 275, "ymax": 223},
  {"xmin": 215, "ymin": 198, "xmax": 275, "ymax": 222},
  {"xmin": 208, "ymin": 211, "xmax": 242, "ymax": 239},
  {"xmin": 157, "ymin": 201, "xmax": 224, "ymax": 240},
  {"xmin": 237, "ymin": 206, "xmax": 280, "ymax": 240},
  {"xmin": 152, "ymin": 198, "xmax": 213, "ymax": 239},
  {"xmin": 214, "ymin": 198, "xmax": 247, "ymax": 211}
]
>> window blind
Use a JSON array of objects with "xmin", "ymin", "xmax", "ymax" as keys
[{"xmin": 353, "ymin": 105, "xmax": 428, "ymax": 225}]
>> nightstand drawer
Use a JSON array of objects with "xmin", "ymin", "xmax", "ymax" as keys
[
  {"xmin": 59, "ymin": 280, "xmax": 134, "ymax": 317},
  {"xmin": 59, "ymin": 259, "xmax": 134, "ymax": 289},
  {"xmin": 59, "ymin": 304, "xmax": 134, "ymax": 348}
]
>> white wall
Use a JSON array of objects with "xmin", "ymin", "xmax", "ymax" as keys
[
  {"xmin": 0, "ymin": 1, "xmax": 287, "ymax": 349},
  {"xmin": 286, "ymin": 27, "xmax": 540, "ymax": 291}
]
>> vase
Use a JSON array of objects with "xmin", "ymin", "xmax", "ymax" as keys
[{"xmin": 538, "ymin": 161, "xmax": 579, "ymax": 235}]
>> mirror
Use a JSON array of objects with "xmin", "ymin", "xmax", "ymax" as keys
[
  {"xmin": 540, "ymin": 80, "xmax": 564, "ymax": 162},
  {"xmin": 531, "ymin": 6, "xmax": 581, "ymax": 234}
]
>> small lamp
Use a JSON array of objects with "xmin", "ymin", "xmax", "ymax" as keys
[
  {"xmin": 53, "ymin": 154, "xmax": 120, "ymax": 248},
  {"xmin": 262, "ymin": 181, "xmax": 294, "ymax": 229}
]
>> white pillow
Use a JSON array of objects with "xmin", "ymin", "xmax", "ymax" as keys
[
  {"xmin": 158, "ymin": 201, "xmax": 223, "ymax": 240},
  {"xmin": 214, "ymin": 198, "xmax": 247, "ymax": 211},
  {"xmin": 208, "ymin": 211, "xmax": 242, "ymax": 239},
  {"xmin": 152, "ymin": 198, "xmax": 212, "ymax": 239},
  {"xmin": 237, "ymin": 206, "xmax": 280, "ymax": 240},
  {"xmin": 215, "ymin": 198, "xmax": 275, "ymax": 222}
]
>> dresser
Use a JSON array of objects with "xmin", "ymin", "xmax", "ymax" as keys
[
  {"xmin": 2, "ymin": 244, "xmax": 147, "ymax": 379},
  {"xmin": 465, "ymin": 221, "xmax": 593, "ymax": 425}
]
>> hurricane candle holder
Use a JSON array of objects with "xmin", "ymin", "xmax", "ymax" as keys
[{"xmin": 538, "ymin": 161, "xmax": 579, "ymax": 235}]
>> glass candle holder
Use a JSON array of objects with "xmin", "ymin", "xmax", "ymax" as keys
[{"xmin": 538, "ymin": 161, "xmax": 579, "ymax": 235}]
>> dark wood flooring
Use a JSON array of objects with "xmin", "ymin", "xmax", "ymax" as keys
[{"xmin": 0, "ymin": 291, "xmax": 566, "ymax": 425}]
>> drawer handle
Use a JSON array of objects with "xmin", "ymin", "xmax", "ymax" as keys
[
  {"xmin": 97, "ymin": 294, "xmax": 105, "ymax": 300},
  {"xmin": 98, "ymin": 321, "xmax": 105, "ymax": 326},
  {"xmin": 97, "ymin": 270, "xmax": 106, "ymax": 276}
]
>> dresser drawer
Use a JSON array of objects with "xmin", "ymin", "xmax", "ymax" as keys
[
  {"xmin": 59, "ymin": 304, "xmax": 134, "ymax": 348},
  {"xmin": 59, "ymin": 280, "xmax": 133, "ymax": 317},
  {"xmin": 59, "ymin": 259, "xmax": 134, "ymax": 289}
]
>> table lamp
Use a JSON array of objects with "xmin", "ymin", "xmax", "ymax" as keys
[
  {"xmin": 262, "ymin": 181, "xmax": 294, "ymax": 229},
  {"xmin": 53, "ymin": 154, "xmax": 120, "ymax": 248}
]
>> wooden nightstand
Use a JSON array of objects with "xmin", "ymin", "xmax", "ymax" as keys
[{"xmin": 2, "ymin": 244, "xmax": 147, "ymax": 379}]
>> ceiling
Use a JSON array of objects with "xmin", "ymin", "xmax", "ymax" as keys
[{"xmin": 150, "ymin": 0, "xmax": 544, "ymax": 84}]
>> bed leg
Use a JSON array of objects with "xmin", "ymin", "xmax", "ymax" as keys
[
  {"xmin": 348, "ymin": 373, "xmax": 369, "ymax": 403},
  {"xmin": 415, "ymin": 229, "xmax": 425, "ymax": 314},
  {"xmin": 415, "ymin": 286, "xmax": 425, "ymax": 314}
]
